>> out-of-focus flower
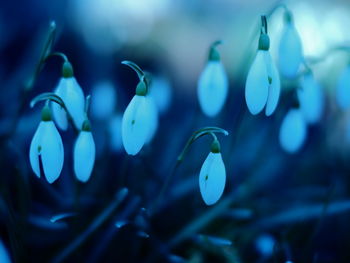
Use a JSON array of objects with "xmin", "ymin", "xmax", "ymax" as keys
[
  {"xmin": 246, "ymin": 30, "xmax": 280, "ymax": 116},
  {"xmin": 145, "ymin": 95, "xmax": 158, "ymax": 143},
  {"xmin": 336, "ymin": 65, "xmax": 350, "ymax": 110},
  {"xmin": 255, "ymin": 234, "xmax": 275, "ymax": 257},
  {"xmin": 74, "ymin": 120, "xmax": 95, "ymax": 182},
  {"xmin": 298, "ymin": 72, "xmax": 324, "ymax": 124},
  {"xmin": 109, "ymin": 114, "xmax": 123, "ymax": 152},
  {"xmin": 149, "ymin": 75, "xmax": 172, "ymax": 114},
  {"xmin": 29, "ymin": 105, "xmax": 64, "ymax": 183},
  {"xmin": 197, "ymin": 41, "xmax": 228, "ymax": 117},
  {"xmin": 52, "ymin": 61, "xmax": 86, "ymax": 130},
  {"xmin": 0, "ymin": 239, "xmax": 11, "ymax": 263},
  {"xmin": 91, "ymin": 81, "xmax": 117, "ymax": 120},
  {"xmin": 279, "ymin": 108, "xmax": 307, "ymax": 153},
  {"xmin": 199, "ymin": 139, "xmax": 226, "ymax": 205},
  {"xmin": 278, "ymin": 11, "xmax": 303, "ymax": 78}
]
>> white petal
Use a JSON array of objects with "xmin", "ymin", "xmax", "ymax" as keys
[
  {"xmin": 149, "ymin": 76, "xmax": 172, "ymax": 114},
  {"xmin": 279, "ymin": 109, "xmax": 307, "ymax": 153},
  {"xmin": 91, "ymin": 81, "xmax": 116, "ymax": 120},
  {"xmin": 41, "ymin": 121, "xmax": 64, "ymax": 183},
  {"xmin": 245, "ymin": 51, "xmax": 269, "ymax": 115},
  {"xmin": 145, "ymin": 96, "xmax": 158, "ymax": 143},
  {"xmin": 55, "ymin": 77, "xmax": 86, "ymax": 130},
  {"xmin": 52, "ymin": 83, "xmax": 68, "ymax": 130},
  {"xmin": 109, "ymin": 114, "xmax": 123, "ymax": 152},
  {"xmin": 264, "ymin": 52, "xmax": 281, "ymax": 116},
  {"xmin": 198, "ymin": 61, "xmax": 228, "ymax": 117},
  {"xmin": 74, "ymin": 131, "xmax": 95, "ymax": 182},
  {"xmin": 336, "ymin": 66, "xmax": 350, "ymax": 110},
  {"xmin": 298, "ymin": 74, "xmax": 324, "ymax": 124},
  {"xmin": 199, "ymin": 152, "xmax": 226, "ymax": 205},
  {"xmin": 278, "ymin": 23, "xmax": 303, "ymax": 78},
  {"xmin": 29, "ymin": 122, "xmax": 45, "ymax": 178},
  {"xmin": 122, "ymin": 95, "xmax": 151, "ymax": 155}
]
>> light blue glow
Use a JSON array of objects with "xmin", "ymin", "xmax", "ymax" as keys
[
  {"xmin": 29, "ymin": 121, "xmax": 64, "ymax": 183},
  {"xmin": 336, "ymin": 66, "xmax": 350, "ymax": 110},
  {"xmin": 74, "ymin": 130, "xmax": 96, "ymax": 182},
  {"xmin": 0, "ymin": 239, "xmax": 11, "ymax": 263},
  {"xmin": 91, "ymin": 81, "xmax": 116, "ymax": 120},
  {"xmin": 52, "ymin": 77, "xmax": 86, "ymax": 130},
  {"xmin": 278, "ymin": 22, "xmax": 303, "ymax": 78},
  {"xmin": 149, "ymin": 75, "xmax": 172, "ymax": 114},
  {"xmin": 298, "ymin": 73, "xmax": 324, "ymax": 124},
  {"xmin": 108, "ymin": 114, "xmax": 123, "ymax": 152},
  {"xmin": 255, "ymin": 234, "xmax": 275, "ymax": 256},
  {"xmin": 197, "ymin": 61, "xmax": 228, "ymax": 117},
  {"xmin": 279, "ymin": 109, "xmax": 307, "ymax": 153},
  {"xmin": 245, "ymin": 51, "xmax": 269, "ymax": 115},
  {"xmin": 199, "ymin": 152, "xmax": 226, "ymax": 206},
  {"xmin": 121, "ymin": 95, "xmax": 152, "ymax": 155}
]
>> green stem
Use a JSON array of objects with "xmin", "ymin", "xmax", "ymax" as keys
[
  {"xmin": 121, "ymin": 60, "xmax": 145, "ymax": 81},
  {"xmin": 45, "ymin": 52, "xmax": 69, "ymax": 63}
]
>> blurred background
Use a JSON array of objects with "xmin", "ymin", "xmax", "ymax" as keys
[{"xmin": 1, "ymin": 0, "xmax": 350, "ymax": 262}]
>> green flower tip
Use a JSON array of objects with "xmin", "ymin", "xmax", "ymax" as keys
[
  {"xmin": 82, "ymin": 119, "xmax": 92, "ymax": 131},
  {"xmin": 208, "ymin": 40, "xmax": 222, "ymax": 61},
  {"xmin": 258, "ymin": 34, "xmax": 270, "ymax": 51},
  {"xmin": 210, "ymin": 139, "xmax": 221, "ymax": 153},
  {"xmin": 41, "ymin": 105, "xmax": 52, "ymax": 121},
  {"xmin": 136, "ymin": 80, "xmax": 147, "ymax": 96},
  {"xmin": 284, "ymin": 10, "xmax": 293, "ymax": 24},
  {"xmin": 62, "ymin": 61, "xmax": 74, "ymax": 78}
]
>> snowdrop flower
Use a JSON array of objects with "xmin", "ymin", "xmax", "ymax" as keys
[
  {"xmin": 149, "ymin": 75, "xmax": 172, "ymax": 114},
  {"xmin": 121, "ymin": 61, "xmax": 153, "ymax": 155},
  {"xmin": 278, "ymin": 11, "xmax": 303, "ymax": 78},
  {"xmin": 29, "ymin": 105, "xmax": 64, "ymax": 183},
  {"xmin": 0, "ymin": 239, "xmax": 11, "ymax": 263},
  {"xmin": 298, "ymin": 72, "xmax": 324, "ymax": 124},
  {"xmin": 52, "ymin": 61, "xmax": 86, "ymax": 130},
  {"xmin": 74, "ymin": 120, "xmax": 95, "ymax": 182},
  {"xmin": 91, "ymin": 81, "xmax": 116, "ymax": 120},
  {"xmin": 145, "ymin": 95, "xmax": 158, "ymax": 143},
  {"xmin": 109, "ymin": 114, "xmax": 123, "ymax": 152},
  {"xmin": 279, "ymin": 108, "xmax": 307, "ymax": 153},
  {"xmin": 199, "ymin": 139, "xmax": 226, "ymax": 205},
  {"xmin": 336, "ymin": 65, "xmax": 350, "ymax": 109},
  {"xmin": 197, "ymin": 41, "xmax": 228, "ymax": 117},
  {"xmin": 245, "ymin": 16, "xmax": 280, "ymax": 116}
]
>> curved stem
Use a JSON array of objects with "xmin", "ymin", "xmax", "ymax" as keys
[
  {"xmin": 45, "ymin": 52, "xmax": 69, "ymax": 63},
  {"xmin": 261, "ymin": 15, "xmax": 268, "ymax": 34},
  {"xmin": 305, "ymin": 45, "xmax": 350, "ymax": 65},
  {"xmin": 210, "ymin": 40, "xmax": 223, "ymax": 49},
  {"xmin": 84, "ymin": 95, "xmax": 91, "ymax": 115},
  {"xmin": 267, "ymin": 2, "xmax": 289, "ymax": 18},
  {"xmin": 121, "ymin": 60, "xmax": 145, "ymax": 81},
  {"xmin": 150, "ymin": 127, "xmax": 228, "ymax": 215}
]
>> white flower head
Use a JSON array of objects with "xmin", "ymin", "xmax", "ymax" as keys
[
  {"xmin": 74, "ymin": 120, "xmax": 95, "ymax": 182},
  {"xmin": 278, "ymin": 11, "xmax": 303, "ymax": 79},
  {"xmin": 91, "ymin": 81, "xmax": 116, "ymax": 120},
  {"xmin": 336, "ymin": 65, "xmax": 350, "ymax": 110},
  {"xmin": 245, "ymin": 32, "xmax": 280, "ymax": 116},
  {"xmin": 29, "ymin": 105, "xmax": 64, "ymax": 183},
  {"xmin": 197, "ymin": 41, "xmax": 228, "ymax": 117},
  {"xmin": 52, "ymin": 61, "xmax": 86, "ymax": 130},
  {"xmin": 199, "ymin": 139, "xmax": 226, "ymax": 206},
  {"xmin": 298, "ymin": 72, "xmax": 324, "ymax": 124},
  {"xmin": 279, "ymin": 108, "xmax": 307, "ymax": 153}
]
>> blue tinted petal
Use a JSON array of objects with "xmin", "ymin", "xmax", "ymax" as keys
[
  {"xmin": 298, "ymin": 74, "xmax": 324, "ymax": 124},
  {"xmin": 52, "ymin": 83, "xmax": 68, "ymax": 130},
  {"xmin": 29, "ymin": 122, "xmax": 45, "ymax": 178},
  {"xmin": 74, "ymin": 131, "xmax": 96, "ymax": 182},
  {"xmin": 278, "ymin": 23, "xmax": 303, "ymax": 78},
  {"xmin": 149, "ymin": 75, "xmax": 172, "ymax": 114},
  {"xmin": 199, "ymin": 152, "xmax": 226, "ymax": 205},
  {"xmin": 198, "ymin": 61, "xmax": 228, "ymax": 117},
  {"xmin": 122, "ymin": 95, "xmax": 151, "ymax": 155},
  {"xmin": 0, "ymin": 239, "xmax": 11, "ymax": 263},
  {"xmin": 264, "ymin": 52, "xmax": 281, "ymax": 116},
  {"xmin": 279, "ymin": 109, "xmax": 307, "ymax": 153},
  {"xmin": 41, "ymin": 121, "xmax": 64, "ymax": 183},
  {"xmin": 145, "ymin": 96, "xmax": 158, "ymax": 143},
  {"xmin": 336, "ymin": 66, "xmax": 350, "ymax": 109},
  {"xmin": 245, "ymin": 51, "xmax": 269, "ymax": 115}
]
